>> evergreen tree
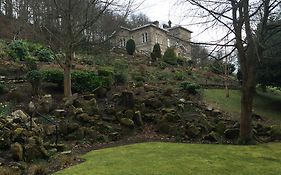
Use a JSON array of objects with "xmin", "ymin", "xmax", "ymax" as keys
[
  {"xmin": 152, "ymin": 43, "xmax": 161, "ymax": 58},
  {"xmin": 126, "ymin": 39, "xmax": 136, "ymax": 55}
]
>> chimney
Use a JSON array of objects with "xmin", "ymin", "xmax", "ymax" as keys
[
  {"xmin": 152, "ymin": 21, "xmax": 160, "ymax": 27},
  {"xmin": 168, "ymin": 20, "xmax": 172, "ymax": 28}
]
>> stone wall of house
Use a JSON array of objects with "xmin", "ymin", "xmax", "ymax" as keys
[
  {"xmin": 114, "ymin": 29, "xmax": 131, "ymax": 48},
  {"xmin": 113, "ymin": 25, "xmax": 191, "ymax": 57}
]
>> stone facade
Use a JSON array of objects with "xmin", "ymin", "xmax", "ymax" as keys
[{"xmin": 113, "ymin": 22, "xmax": 192, "ymax": 58}]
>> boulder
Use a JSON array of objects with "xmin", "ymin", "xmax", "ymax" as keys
[
  {"xmin": 186, "ymin": 125, "xmax": 201, "ymax": 138},
  {"xmin": 76, "ymin": 113, "xmax": 96, "ymax": 123},
  {"xmin": 119, "ymin": 91, "xmax": 135, "ymax": 108},
  {"xmin": 163, "ymin": 113, "xmax": 180, "ymax": 122},
  {"xmin": 64, "ymin": 93, "xmax": 78, "ymax": 107},
  {"xmin": 270, "ymin": 125, "xmax": 281, "ymax": 140},
  {"xmin": 124, "ymin": 110, "xmax": 134, "ymax": 119},
  {"xmin": 10, "ymin": 110, "xmax": 28, "ymax": 122},
  {"xmin": 133, "ymin": 111, "xmax": 143, "ymax": 126},
  {"xmin": 215, "ymin": 121, "xmax": 226, "ymax": 135},
  {"xmin": 224, "ymin": 128, "xmax": 239, "ymax": 140},
  {"xmin": 203, "ymin": 131, "xmax": 220, "ymax": 142},
  {"xmin": 144, "ymin": 98, "xmax": 162, "ymax": 109},
  {"xmin": 157, "ymin": 120, "xmax": 171, "ymax": 134},
  {"xmin": 39, "ymin": 94, "xmax": 54, "ymax": 113},
  {"xmin": 82, "ymin": 98, "xmax": 99, "ymax": 115},
  {"xmin": 120, "ymin": 118, "xmax": 134, "ymax": 128},
  {"xmin": 44, "ymin": 125, "xmax": 56, "ymax": 136},
  {"xmin": 11, "ymin": 142, "xmax": 23, "ymax": 161},
  {"xmin": 143, "ymin": 113, "xmax": 158, "ymax": 122}
]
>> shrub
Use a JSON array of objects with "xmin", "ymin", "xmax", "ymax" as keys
[
  {"xmin": 8, "ymin": 40, "xmax": 29, "ymax": 61},
  {"xmin": 0, "ymin": 83, "xmax": 6, "ymax": 94},
  {"xmin": 174, "ymin": 71, "xmax": 185, "ymax": 80},
  {"xmin": 25, "ymin": 56, "xmax": 38, "ymax": 71},
  {"xmin": 26, "ymin": 70, "xmax": 42, "ymax": 95},
  {"xmin": 41, "ymin": 69, "xmax": 111, "ymax": 92},
  {"xmin": 41, "ymin": 69, "xmax": 64, "ymax": 86},
  {"xmin": 163, "ymin": 48, "xmax": 177, "ymax": 65},
  {"xmin": 153, "ymin": 43, "xmax": 162, "ymax": 58},
  {"xmin": 150, "ymin": 52, "xmax": 156, "ymax": 61},
  {"xmin": 0, "ymin": 40, "xmax": 8, "ymax": 58},
  {"xmin": 132, "ymin": 72, "xmax": 146, "ymax": 82},
  {"xmin": 27, "ymin": 42, "xmax": 43, "ymax": 53},
  {"xmin": 72, "ymin": 71, "xmax": 104, "ymax": 92},
  {"xmin": 177, "ymin": 56, "xmax": 185, "ymax": 65},
  {"xmin": 35, "ymin": 48, "xmax": 53, "ymax": 62},
  {"xmin": 113, "ymin": 59, "xmax": 128, "ymax": 85},
  {"xmin": 97, "ymin": 67, "xmax": 114, "ymax": 77},
  {"xmin": 126, "ymin": 39, "xmax": 136, "ymax": 55},
  {"xmin": 114, "ymin": 71, "xmax": 128, "ymax": 85},
  {"xmin": 210, "ymin": 61, "xmax": 236, "ymax": 75},
  {"xmin": 180, "ymin": 81, "xmax": 200, "ymax": 94}
]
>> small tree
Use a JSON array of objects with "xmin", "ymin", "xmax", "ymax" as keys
[
  {"xmin": 163, "ymin": 47, "xmax": 177, "ymax": 65},
  {"xmin": 126, "ymin": 39, "xmax": 135, "ymax": 55},
  {"xmin": 153, "ymin": 43, "xmax": 161, "ymax": 58}
]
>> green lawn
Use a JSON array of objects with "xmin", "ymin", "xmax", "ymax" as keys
[
  {"xmin": 203, "ymin": 89, "xmax": 281, "ymax": 122},
  {"xmin": 54, "ymin": 142, "xmax": 281, "ymax": 175}
]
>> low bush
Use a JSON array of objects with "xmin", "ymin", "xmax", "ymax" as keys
[
  {"xmin": 180, "ymin": 81, "xmax": 200, "ymax": 94},
  {"xmin": 163, "ymin": 48, "xmax": 178, "ymax": 65},
  {"xmin": 8, "ymin": 40, "xmax": 29, "ymax": 61},
  {"xmin": 177, "ymin": 56, "xmax": 186, "ymax": 65},
  {"xmin": 0, "ymin": 40, "xmax": 8, "ymax": 58},
  {"xmin": 41, "ymin": 69, "xmax": 112, "ymax": 92},
  {"xmin": 97, "ymin": 67, "xmax": 114, "ymax": 77},
  {"xmin": 114, "ymin": 72, "xmax": 128, "ymax": 85},
  {"xmin": 26, "ymin": 70, "xmax": 42, "ymax": 95},
  {"xmin": 35, "ymin": 48, "xmax": 53, "ymax": 62},
  {"xmin": 27, "ymin": 42, "xmax": 44, "ymax": 53},
  {"xmin": 0, "ymin": 83, "xmax": 6, "ymax": 94},
  {"xmin": 41, "ymin": 69, "xmax": 64, "ymax": 86},
  {"xmin": 174, "ymin": 71, "xmax": 185, "ymax": 80},
  {"xmin": 150, "ymin": 52, "xmax": 157, "ymax": 61},
  {"xmin": 25, "ymin": 56, "xmax": 38, "ymax": 71},
  {"xmin": 113, "ymin": 59, "xmax": 128, "ymax": 85}
]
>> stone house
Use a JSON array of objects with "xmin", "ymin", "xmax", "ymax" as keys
[{"xmin": 112, "ymin": 21, "xmax": 192, "ymax": 58}]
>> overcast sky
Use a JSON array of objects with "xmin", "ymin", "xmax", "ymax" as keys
[{"xmin": 133, "ymin": 0, "xmax": 226, "ymax": 43}]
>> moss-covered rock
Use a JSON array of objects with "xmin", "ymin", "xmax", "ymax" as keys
[
  {"xmin": 224, "ymin": 128, "xmax": 239, "ymax": 140},
  {"xmin": 215, "ymin": 121, "xmax": 226, "ymax": 135},
  {"xmin": 120, "ymin": 118, "xmax": 134, "ymax": 128},
  {"xmin": 11, "ymin": 142, "xmax": 23, "ymax": 161},
  {"xmin": 186, "ymin": 125, "xmax": 201, "ymax": 138},
  {"xmin": 270, "ymin": 125, "xmax": 281, "ymax": 140}
]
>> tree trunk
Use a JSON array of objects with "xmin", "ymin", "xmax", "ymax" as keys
[
  {"xmin": 240, "ymin": 81, "xmax": 254, "ymax": 143},
  {"xmin": 5, "ymin": 0, "xmax": 13, "ymax": 18},
  {"xmin": 64, "ymin": 50, "xmax": 73, "ymax": 98},
  {"xmin": 239, "ymin": 48, "xmax": 256, "ymax": 144}
]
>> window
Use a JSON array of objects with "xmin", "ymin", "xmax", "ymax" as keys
[
  {"xmin": 142, "ymin": 32, "xmax": 148, "ymax": 43},
  {"xmin": 167, "ymin": 39, "xmax": 170, "ymax": 47},
  {"xmin": 119, "ymin": 38, "xmax": 126, "ymax": 47}
]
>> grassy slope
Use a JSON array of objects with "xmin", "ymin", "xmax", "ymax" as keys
[
  {"xmin": 54, "ymin": 142, "xmax": 281, "ymax": 175},
  {"xmin": 203, "ymin": 89, "xmax": 281, "ymax": 122}
]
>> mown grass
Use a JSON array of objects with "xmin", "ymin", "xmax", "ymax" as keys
[
  {"xmin": 54, "ymin": 142, "xmax": 281, "ymax": 175},
  {"xmin": 203, "ymin": 89, "xmax": 281, "ymax": 122}
]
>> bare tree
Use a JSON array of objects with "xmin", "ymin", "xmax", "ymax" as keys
[
  {"xmin": 179, "ymin": 0, "xmax": 281, "ymax": 143},
  {"xmin": 41, "ymin": 0, "xmax": 134, "ymax": 98}
]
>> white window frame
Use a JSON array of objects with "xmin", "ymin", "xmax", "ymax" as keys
[
  {"xmin": 167, "ymin": 39, "xmax": 170, "ymax": 47},
  {"xmin": 142, "ymin": 32, "xmax": 148, "ymax": 43}
]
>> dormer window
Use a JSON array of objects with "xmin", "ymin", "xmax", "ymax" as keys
[{"xmin": 142, "ymin": 32, "xmax": 148, "ymax": 43}]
